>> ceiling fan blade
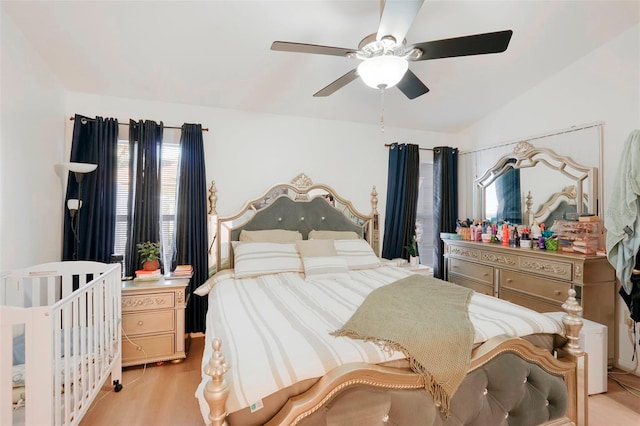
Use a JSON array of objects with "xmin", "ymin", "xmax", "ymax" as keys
[
  {"xmin": 396, "ymin": 69, "xmax": 429, "ymax": 99},
  {"xmin": 271, "ymin": 41, "xmax": 355, "ymax": 57},
  {"xmin": 313, "ymin": 69, "xmax": 360, "ymax": 97},
  {"xmin": 410, "ymin": 30, "xmax": 513, "ymax": 61},
  {"xmin": 377, "ymin": 0, "xmax": 424, "ymax": 43}
]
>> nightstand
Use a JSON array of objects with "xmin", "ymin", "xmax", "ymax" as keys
[
  {"xmin": 121, "ymin": 276, "xmax": 190, "ymax": 367},
  {"xmin": 402, "ymin": 264, "xmax": 433, "ymax": 276}
]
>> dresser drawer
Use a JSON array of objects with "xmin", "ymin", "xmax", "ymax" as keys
[
  {"xmin": 480, "ymin": 250, "xmax": 518, "ymax": 268},
  {"xmin": 122, "ymin": 310, "xmax": 175, "ymax": 335},
  {"xmin": 499, "ymin": 288, "xmax": 563, "ymax": 313},
  {"xmin": 122, "ymin": 291, "xmax": 175, "ymax": 313},
  {"xmin": 518, "ymin": 256, "xmax": 572, "ymax": 281},
  {"xmin": 446, "ymin": 244, "xmax": 481, "ymax": 262},
  {"xmin": 448, "ymin": 258, "xmax": 493, "ymax": 285},
  {"xmin": 449, "ymin": 273, "xmax": 494, "ymax": 296},
  {"xmin": 122, "ymin": 334, "xmax": 175, "ymax": 363},
  {"xmin": 500, "ymin": 269, "xmax": 571, "ymax": 304}
]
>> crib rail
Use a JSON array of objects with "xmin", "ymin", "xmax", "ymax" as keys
[{"xmin": 0, "ymin": 262, "xmax": 122, "ymax": 426}]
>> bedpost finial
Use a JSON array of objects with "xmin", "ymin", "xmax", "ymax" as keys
[
  {"xmin": 208, "ymin": 181, "xmax": 218, "ymax": 215},
  {"xmin": 561, "ymin": 289, "xmax": 584, "ymax": 356},
  {"xmin": 206, "ymin": 338, "xmax": 230, "ymax": 379},
  {"xmin": 370, "ymin": 186, "xmax": 379, "ymax": 215},
  {"xmin": 204, "ymin": 338, "xmax": 230, "ymax": 426}
]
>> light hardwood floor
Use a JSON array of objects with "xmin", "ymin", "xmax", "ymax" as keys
[{"xmin": 81, "ymin": 336, "xmax": 640, "ymax": 425}]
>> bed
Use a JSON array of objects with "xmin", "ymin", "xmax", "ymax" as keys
[
  {"xmin": 195, "ymin": 174, "xmax": 587, "ymax": 426},
  {"xmin": 0, "ymin": 261, "xmax": 123, "ymax": 426}
]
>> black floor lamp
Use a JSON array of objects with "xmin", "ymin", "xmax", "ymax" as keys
[{"xmin": 66, "ymin": 162, "xmax": 97, "ymax": 260}]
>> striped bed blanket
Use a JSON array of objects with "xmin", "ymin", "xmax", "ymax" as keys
[{"xmin": 195, "ymin": 265, "xmax": 564, "ymax": 417}]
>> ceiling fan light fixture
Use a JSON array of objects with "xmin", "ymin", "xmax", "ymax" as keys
[{"xmin": 357, "ymin": 55, "xmax": 408, "ymax": 89}]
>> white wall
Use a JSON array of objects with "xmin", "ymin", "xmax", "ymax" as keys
[
  {"xmin": 0, "ymin": 12, "xmax": 67, "ymax": 271},
  {"xmin": 64, "ymin": 92, "xmax": 449, "ymax": 243},
  {"xmin": 454, "ymin": 24, "xmax": 640, "ymax": 372}
]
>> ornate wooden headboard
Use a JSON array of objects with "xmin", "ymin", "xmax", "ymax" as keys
[{"xmin": 208, "ymin": 173, "xmax": 380, "ymax": 271}]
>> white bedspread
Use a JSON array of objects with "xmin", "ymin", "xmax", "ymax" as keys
[{"xmin": 195, "ymin": 265, "xmax": 564, "ymax": 418}]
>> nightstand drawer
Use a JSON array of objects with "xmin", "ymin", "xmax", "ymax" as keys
[
  {"xmin": 122, "ymin": 334, "xmax": 175, "ymax": 363},
  {"xmin": 122, "ymin": 292, "xmax": 175, "ymax": 313},
  {"xmin": 122, "ymin": 310, "xmax": 175, "ymax": 335}
]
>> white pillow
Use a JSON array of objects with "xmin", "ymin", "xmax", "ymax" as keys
[
  {"xmin": 334, "ymin": 239, "xmax": 382, "ymax": 270},
  {"xmin": 302, "ymin": 255, "xmax": 350, "ymax": 280},
  {"xmin": 233, "ymin": 242, "xmax": 303, "ymax": 278}
]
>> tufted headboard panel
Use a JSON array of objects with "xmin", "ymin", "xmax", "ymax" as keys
[
  {"xmin": 230, "ymin": 197, "xmax": 364, "ymax": 241},
  {"xmin": 299, "ymin": 352, "xmax": 567, "ymax": 426}
]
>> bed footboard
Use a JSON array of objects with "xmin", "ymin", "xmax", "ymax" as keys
[{"xmin": 202, "ymin": 289, "xmax": 587, "ymax": 426}]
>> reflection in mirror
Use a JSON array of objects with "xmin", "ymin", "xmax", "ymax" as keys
[{"xmin": 474, "ymin": 142, "xmax": 598, "ymax": 226}]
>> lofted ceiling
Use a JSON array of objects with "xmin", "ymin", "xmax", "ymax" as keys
[{"xmin": 3, "ymin": 1, "xmax": 639, "ymax": 133}]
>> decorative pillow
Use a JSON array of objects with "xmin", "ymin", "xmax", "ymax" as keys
[
  {"xmin": 295, "ymin": 239, "xmax": 337, "ymax": 257},
  {"xmin": 301, "ymin": 255, "xmax": 349, "ymax": 280},
  {"xmin": 239, "ymin": 229, "xmax": 303, "ymax": 243},
  {"xmin": 334, "ymin": 239, "xmax": 382, "ymax": 270},
  {"xmin": 193, "ymin": 269, "xmax": 235, "ymax": 296},
  {"xmin": 232, "ymin": 242, "xmax": 303, "ymax": 278},
  {"xmin": 308, "ymin": 230, "xmax": 360, "ymax": 240}
]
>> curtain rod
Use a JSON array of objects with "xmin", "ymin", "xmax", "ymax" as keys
[
  {"xmin": 69, "ymin": 116, "xmax": 209, "ymax": 132},
  {"xmin": 459, "ymin": 121, "xmax": 604, "ymax": 155},
  {"xmin": 383, "ymin": 143, "xmax": 433, "ymax": 151}
]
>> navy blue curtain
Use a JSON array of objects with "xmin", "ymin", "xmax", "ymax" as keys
[
  {"xmin": 495, "ymin": 160, "xmax": 522, "ymax": 223},
  {"xmin": 124, "ymin": 120, "xmax": 163, "ymax": 276},
  {"xmin": 63, "ymin": 115, "xmax": 118, "ymax": 262},
  {"xmin": 382, "ymin": 143, "xmax": 420, "ymax": 260},
  {"xmin": 433, "ymin": 146, "xmax": 458, "ymax": 279},
  {"xmin": 174, "ymin": 124, "xmax": 208, "ymax": 333}
]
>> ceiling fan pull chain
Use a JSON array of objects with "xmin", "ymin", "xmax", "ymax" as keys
[{"xmin": 380, "ymin": 86, "xmax": 385, "ymax": 133}]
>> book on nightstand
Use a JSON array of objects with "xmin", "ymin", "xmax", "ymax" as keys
[
  {"xmin": 134, "ymin": 268, "xmax": 162, "ymax": 281},
  {"xmin": 165, "ymin": 265, "xmax": 193, "ymax": 280}
]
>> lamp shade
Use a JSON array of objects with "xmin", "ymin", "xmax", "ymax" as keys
[
  {"xmin": 357, "ymin": 55, "xmax": 409, "ymax": 89},
  {"xmin": 65, "ymin": 162, "xmax": 97, "ymax": 173}
]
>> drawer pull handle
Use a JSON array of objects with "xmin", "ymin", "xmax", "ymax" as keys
[
  {"xmin": 137, "ymin": 321, "xmax": 144, "ymax": 326},
  {"xmin": 555, "ymin": 290, "xmax": 562, "ymax": 296},
  {"xmin": 136, "ymin": 346, "xmax": 142, "ymax": 351},
  {"xmin": 506, "ymin": 279, "xmax": 513, "ymax": 283},
  {"xmin": 483, "ymin": 273, "xmax": 489, "ymax": 277}
]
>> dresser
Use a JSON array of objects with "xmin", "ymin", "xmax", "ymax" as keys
[
  {"xmin": 443, "ymin": 240, "xmax": 616, "ymax": 361},
  {"xmin": 121, "ymin": 277, "xmax": 190, "ymax": 367}
]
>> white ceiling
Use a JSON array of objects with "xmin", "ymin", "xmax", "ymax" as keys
[{"xmin": 3, "ymin": 1, "xmax": 639, "ymax": 133}]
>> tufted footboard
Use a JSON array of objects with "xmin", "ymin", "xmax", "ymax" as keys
[
  {"xmin": 265, "ymin": 336, "xmax": 581, "ymax": 426},
  {"xmin": 289, "ymin": 349, "xmax": 569, "ymax": 426}
]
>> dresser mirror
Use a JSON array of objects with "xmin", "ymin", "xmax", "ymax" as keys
[{"xmin": 473, "ymin": 142, "xmax": 598, "ymax": 226}]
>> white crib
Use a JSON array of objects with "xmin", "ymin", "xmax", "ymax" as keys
[{"xmin": 0, "ymin": 261, "xmax": 123, "ymax": 426}]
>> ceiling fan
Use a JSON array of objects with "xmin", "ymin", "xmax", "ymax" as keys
[{"xmin": 271, "ymin": 0, "xmax": 513, "ymax": 99}]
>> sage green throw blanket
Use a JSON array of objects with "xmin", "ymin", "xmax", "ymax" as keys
[{"xmin": 331, "ymin": 274, "xmax": 474, "ymax": 414}]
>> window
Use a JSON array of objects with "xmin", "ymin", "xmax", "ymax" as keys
[
  {"xmin": 416, "ymin": 162, "xmax": 433, "ymax": 267},
  {"xmin": 113, "ymin": 139, "xmax": 180, "ymax": 272}
]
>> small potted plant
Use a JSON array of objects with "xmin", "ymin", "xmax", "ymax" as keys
[
  {"xmin": 136, "ymin": 241, "xmax": 161, "ymax": 271},
  {"xmin": 404, "ymin": 235, "xmax": 419, "ymax": 267}
]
